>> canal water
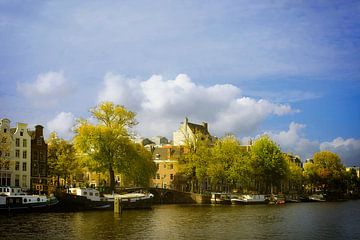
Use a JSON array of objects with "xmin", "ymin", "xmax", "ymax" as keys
[{"xmin": 1, "ymin": 200, "xmax": 359, "ymax": 240}]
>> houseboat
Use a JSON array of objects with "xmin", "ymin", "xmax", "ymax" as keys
[
  {"xmin": 231, "ymin": 194, "xmax": 267, "ymax": 205},
  {"xmin": 0, "ymin": 186, "xmax": 58, "ymax": 214},
  {"xmin": 104, "ymin": 192, "xmax": 154, "ymax": 209},
  {"xmin": 210, "ymin": 193, "xmax": 231, "ymax": 204},
  {"xmin": 308, "ymin": 193, "xmax": 326, "ymax": 202},
  {"xmin": 55, "ymin": 187, "xmax": 112, "ymax": 212}
]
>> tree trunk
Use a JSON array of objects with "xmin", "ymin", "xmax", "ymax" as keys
[{"xmin": 109, "ymin": 166, "xmax": 115, "ymax": 192}]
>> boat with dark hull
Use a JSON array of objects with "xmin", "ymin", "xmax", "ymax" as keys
[
  {"xmin": 54, "ymin": 188, "xmax": 112, "ymax": 212},
  {"xmin": 0, "ymin": 186, "xmax": 59, "ymax": 214}
]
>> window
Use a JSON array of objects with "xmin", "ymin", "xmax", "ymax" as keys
[
  {"xmin": 20, "ymin": 131, "xmax": 23, "ymax": 136},
  {"xmin": 4, "ymin": 162, "xmax": 9, "ymax": 170},
  {"xmin": 170, "ymin": 164, "xmax": 174, "ymax": 169},
  {"xmin": 16, "ymin": 138, "xmax": 20, "ymax": 147},
  {"xmin": 156, "ymin": 174, "xmax": 160, "ymax": 179},
  {"xmin": 15, "ymin": 161, "xmax": 20, "ymax": 171},
  {"xmin": 170, "ymin": 174, "xmax": 174, "ymax": 180},
  {"xmin": 16, "ymin": 150, "xmax": 20, "ymax": 158},
  {"xmin": 22, "ymin": 175, "xmax": 27, "ymax": 187},
  {"xmin": 23, "ymin": 150, "xmax": 27, "ymax": 159},
  {"xmin": 15, "ymin": 175, "xmax": 20, "ymax": 187},
  {"xmin": 23, "ymin": 139, "xmax": 27, "ymax": 147},
  {"xmin": 22, "ymin": 162, "xmax": 27, "ymax": 171},
  {"xmin": 163, "ymin": 163, "xmax": 166, "ymax": 168},
  {"xmin": 4, "ymin": 129, "xmax": 6, "ymax": 133},
  {"xmin": 33, "ymin": 151, "xmax": 38, "ymax": 160}
]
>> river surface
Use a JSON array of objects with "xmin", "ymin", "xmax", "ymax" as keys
[{"xmin": 1, "ymin": 200, "xmax": 360, "ymax": 240}]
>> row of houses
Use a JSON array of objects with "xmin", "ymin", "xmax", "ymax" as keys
[
  {"xmin": 0, "ymin": 118, "xmax": 48, "ymax": 192},
  {"xmin": 1, "ymin": 116, "xmax": 254, "ymax": 192}
]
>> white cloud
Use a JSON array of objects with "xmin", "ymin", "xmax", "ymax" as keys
[
  {"xmin": 97, "ymin": 73, "xmax": 297, "ymax": 138},
  {"xmin": 265, "ymin": 122, "xmax": 360, "ymax": 166},
  {"xmin": 17, "ymin": 71, "xmax": 73, "ymax": 107},
  {"xmin": 320, "ymin": 138, "xmax": 360, "ymax": 167},
  {"xmin": 97, "ymin": 73, "xmax": 143, "ymax": 110},
  {"xmin": 47, "ymin": 112, "xmax": 76, "ymax": 140}
]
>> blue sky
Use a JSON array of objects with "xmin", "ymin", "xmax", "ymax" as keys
[{"xmin": 1, "ymin": 0, "xmax": 359, "ymax": 166}]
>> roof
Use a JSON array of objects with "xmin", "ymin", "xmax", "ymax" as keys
[{"xmin": 187, "ymin": 122, "xmax": 210, "ymax": 136}]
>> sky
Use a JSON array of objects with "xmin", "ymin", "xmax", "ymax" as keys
[{"xmin": 1, "ymin": 0, "xmax": 360, "ymax": 166}]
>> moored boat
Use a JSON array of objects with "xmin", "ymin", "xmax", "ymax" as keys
[
  {"xmin": 104, "ymin": 192, "xmax": 154, "ymax": 209},
  {"xmin": 54, "ymin": 187, "xmax": 112, "ymax": 212},
  {"xmin": 0, "ymin": 186, "xmax": 59, "ymax": 214},
  {"xmin": 210, "ymin": 193, "xmax": 231, "ymax": 204},
  {"xmin": 308, "ymin": 193, "xmax": 326, "ymax": 202},
  {"xmin": 231, "ymin": 194, "xmax": 267, "ymax": 205}
]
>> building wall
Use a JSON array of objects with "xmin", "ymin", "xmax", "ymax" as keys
[
  {"xmin": 173, "ymin": 119, "xmax": 193, "ymax": 146},
  {"xmin": 151, "ymin": 146, "xmax": 184, "ymax": 189},
  {"xmin": 31, "ymin": 125, "xmax": 48, "ymax": 192},
  {"xmin": 152, "ymin": 159, "xmax": 178, "ymax": 189},
  {"xmin": 11, "ymin": 123, "xmax": 31, "ymax": 190}
]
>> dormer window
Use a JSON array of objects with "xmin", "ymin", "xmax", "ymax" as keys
[{"xmin": 20, "ymin": 131, "xmax": 23, "ymax": 136}]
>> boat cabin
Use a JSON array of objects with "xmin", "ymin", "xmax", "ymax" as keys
[{"xmin": 69, "ymin": 188, "xmax": 101, "ymax": 201}]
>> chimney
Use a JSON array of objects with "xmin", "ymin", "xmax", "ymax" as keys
[
  {"xmin": 35, "ymin": 125, "xmax": 44, "ymax": 138},
  {"xmin": 202, "ymin": 122, "xmax": 208, "ymax": 130}
]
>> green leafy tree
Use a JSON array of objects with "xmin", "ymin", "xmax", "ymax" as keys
[
  {"xmin": 0, "ymin": 130, "xmax": 11, "ymax": 178},
  {"xmin": 250, "ymin": 135, "xmax": 288, "ymax": 194},
  {"xmin": 47, "ymin": 132, "xmax": 78, "ymax": 186},
  {"xmin": 178, "ymin": 131, "xmax": 212, "ymax": 193},
  {"xmin": 283, "ymin": 154, "xmax": 304, "ymax": 192},
  {"xmin": 74, "ymin": 102, "xmax": 154, "ymax": 191},
  {"xmin": 121, "ymin": 142, "xmax": 157, "ymax": 187},
  {"xmin": 208, "ymin": 135, "xmax": 251, "ymax": 192},
  {"xmin": 304, "ymin": 151, "xmax": 346, "ymax": 193}
]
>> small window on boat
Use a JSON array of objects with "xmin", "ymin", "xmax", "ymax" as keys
[
  {"xmin": 89, "ymin": 192, "xmax": 93, "ymax": 196},
  {"xmin": 37, "ymin": 198, "xmax": 40, "ymax": 202},
  {"xmin": 84, "ymin": 192, "xmax": 87, "ymax": 195},
  {"xmin": 24, "ymin": 198, "xmax": 27, "ymax": 202}
]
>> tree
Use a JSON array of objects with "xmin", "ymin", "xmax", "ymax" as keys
[
  {"xmin": 208, "ymin": 135, "xmax": 251, "ymax": 192},
  {"xmin": 178, "ymin": 131, "xmax": 212, "ymax": 193},
  {"xmin": 74, "ymin": 102, "xmax": 153, "ymax": 192},
  {"xmin": 250, "ymin": 135, "xmax": 288, "ymax": 194},
  {"xmin": 283, "ymin": 154, "xmax": 304, "ymax": 192},
  {"xmin": 0, "ymin": 130, "xmax": 11, "ymax": 184},
  {"xmin": 121, "ymin": 143, "xmax": 157, "ymax": 187},
  {"xmin": 47, "ymin": 132, "xmax": 79, "ymax": 186},
  {"xmin": 304, "ymin": 151, "xmax": 346, "ymax": 193}
]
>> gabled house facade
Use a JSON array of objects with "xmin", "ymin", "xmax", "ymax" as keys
[
  {"xmin": 11, "ymin": 122, "xmax": 32, "ymax": 190},
  {"xmin": 30, "ymin": 125, "xmax": 48, "ymax": 193},
  {"xmin": 173, "ymin": 117, "xmax": 211, "ymax": 146}
]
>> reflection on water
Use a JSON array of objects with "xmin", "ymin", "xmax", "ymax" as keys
[{"xmin": 1, "ymin": 200, "xmax": 360, "ymax": 240}]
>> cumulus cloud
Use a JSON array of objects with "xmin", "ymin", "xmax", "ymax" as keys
[
  {"xmin": 320, "ymin": 138, "xmax": 360, "ymax": 167},
  {"xmin": 97, "ymin": 73, "xmax": 297, "ymax": 137},
  {"xmin": 17, "ymin": 71, "xmax": 73, "ymax": 107},
  {"xmin": 265, "ymin": 122, "xmax": 360, "ymax": 166},
  {"xmin": 47, "ymin": 112, "xmax": 76, "ymax": 140},
  {"xmin": 97, "ymin": 72, "xmax": 143, "ymax": 110}
]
